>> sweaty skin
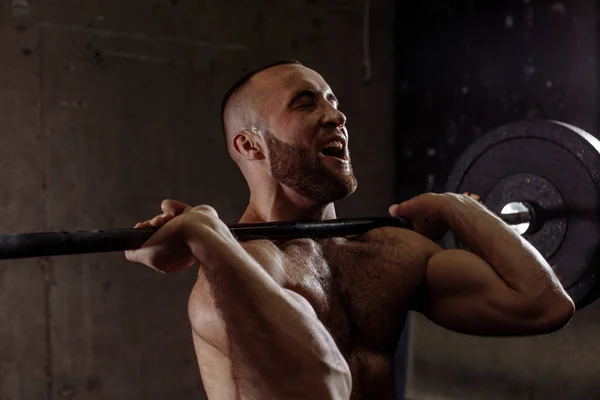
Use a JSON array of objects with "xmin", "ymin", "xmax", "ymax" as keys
[
  {"xmin": 127, "ymin": 63, "xmax": 575, "ymax": 399},
  {"xmin": 189, "ymin": 227, "xmax": 433, "ymax": 400}
]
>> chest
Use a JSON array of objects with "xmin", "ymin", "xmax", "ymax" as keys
[{"xmin": 277, "ymin": 234, "xmax": 424, "ymax": 353}]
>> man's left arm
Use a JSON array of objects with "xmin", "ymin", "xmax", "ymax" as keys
[{"xmin": 391, "ymin": 193, "xmax": 575, "ymax": 336}]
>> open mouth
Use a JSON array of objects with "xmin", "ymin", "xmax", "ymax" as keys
[{"xmin": 319, "ymin": 140, "xmax": 347, "ymax": 160}]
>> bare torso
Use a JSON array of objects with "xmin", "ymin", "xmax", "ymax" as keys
[{"xmin": 189, "ymin": 226, "xmax": 440, "ymax": 399}]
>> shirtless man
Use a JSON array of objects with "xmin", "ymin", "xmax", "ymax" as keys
[{"xmin": 125, "ymin": 60, "xmax": 575, "ymax": 399}]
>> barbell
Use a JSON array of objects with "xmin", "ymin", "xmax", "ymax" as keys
[{"xmin": 1, "ymin": 120, "xmax": 599, "ymax": 308}]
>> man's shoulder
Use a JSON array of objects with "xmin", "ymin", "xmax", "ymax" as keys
[
  {"xmin": 354, "ymin": 226, "xmax": 443, "ymax": 259},
  {"xmin": 358, "ymin": 225, "xmax": 434, "ymax": 243}
]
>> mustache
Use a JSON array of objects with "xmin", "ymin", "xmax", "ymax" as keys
[{"xmin": 264, "ymin": 132, "xmax": 350, "ymax": 157}]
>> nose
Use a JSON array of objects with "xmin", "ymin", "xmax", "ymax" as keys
[{"xmin": 321, "ymin": 104, "xmax": 346, "ymax": 130}]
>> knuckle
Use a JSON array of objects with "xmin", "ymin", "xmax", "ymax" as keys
[
  {"xmin": 445, "ymin": 191, "xmax": 468, "ymax": 200},
  {"xmin": 454, "ymin": 192, "xmax": 476, "ymax": 204},
  {"xmin": 192, "ymin": 204, "xmax": 217, "ymax": 215},
  {"xmin": 440, "ymin": 192, "xmax": 463, "ymax": 203},
  {"xmin": 421, "ymin": 192, "xmax": 439, "ymax": 200},
  {"xmin": 204, "ymin": 216, "xmax": 222, "ymax": 231},
  {"xmin": 190, "ymin": 205, "xmax": 220, "ymax": 223},
  {"xmin": 185, "ymin": 209, "xmax": 227, "ymax": 236},
  {"xmin": 413, "ymin": 192, "xmax": 440, "ymax": 205}
]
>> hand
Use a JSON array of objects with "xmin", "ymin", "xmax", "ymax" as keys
[
  {"xmin": 125, "ymin": 199, "xmax": 195, "ymax": 273},
  {"xmin": 133, "ymin": 199, "xmax": 193, "ymax": 229},
  {"xmin": 389, "ymin": 193, "xmax": 454, "ymax": 240}
]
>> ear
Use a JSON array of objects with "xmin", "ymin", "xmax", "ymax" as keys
[{"xmin": 232, "ymin": 130, "xmax": 266, "ymax": 160}]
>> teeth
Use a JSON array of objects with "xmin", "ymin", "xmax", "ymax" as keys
[{"xmin": 322, "ymin": 140, "xmax": 343, "ymax": 149}]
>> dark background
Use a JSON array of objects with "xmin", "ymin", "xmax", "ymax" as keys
[
  {"xmin": 396, "ymin": 1, "xmax": 600, "ymax": 399},
  {"xmin": 0, "ymin": 0, "xmax": 395, "ymax": 399},
  {"xmin": 0, "ymin": 0, "xmax": 599, "ymax": 399},
  {"xmin": 395, "ymin": 0, "xmax": 598, "ymax": 199}
]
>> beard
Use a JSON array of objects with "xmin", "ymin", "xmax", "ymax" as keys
[{"xmin": 264, "ymin": 130, "xmax": 358, "ymax": 204}]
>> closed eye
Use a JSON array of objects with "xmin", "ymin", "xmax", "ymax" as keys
[
  {"xmin": 289, "ymin": 90, "xmax": 338, "ymax": 110},
  {"xmin": 296, "ymin": 102, "xmax": 316, "ymax": 110},
  {"xmin": 289, "ymin": 90, "xmax": 318, "ymax": 109}
]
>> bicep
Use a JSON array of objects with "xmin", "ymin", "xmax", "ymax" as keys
[{"xmin": 413, "ymin": 249, "xmax": 546, "ymax": 336}]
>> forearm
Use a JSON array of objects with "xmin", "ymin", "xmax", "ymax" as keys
[
  {"xmin": 444, "ymin": 194, "xmax": 564, "ymax": 297},
  {"xmin": 188, "ymin": 231, "xmax": 351, "ymax": 399}
]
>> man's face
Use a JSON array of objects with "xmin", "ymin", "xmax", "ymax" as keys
[{"xmin": 254, "ymin": 65, "xmax": 358, "ymax": 204}]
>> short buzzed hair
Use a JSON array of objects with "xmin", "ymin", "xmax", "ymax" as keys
[{"xmin": 220, "ymin": 59, "xmax": 303, "ymax": 140}]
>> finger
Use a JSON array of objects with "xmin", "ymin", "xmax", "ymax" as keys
[
  {"xmin": 462, "ymin": 192, "xmax": 481, "ymax": 202},
  {"xmin": 394, "ymin": 193, "xmax": 443, "ymax": 215},
  {"xmin": 125, "ymin": 249, "xmax": 149, "ymax": 264},
  {"xmin": 161, "ymin": 199, "xmax": 193, "ymax": 217},
  {"xmin": 191, "ymin": 204, "xmax": 219, "ymax": 219},
  {"xmin": 388, "ymin": 203, "xmax": 403, "ymax": 216},
  {"xmin": 125, "ymin": 249, "xmax": 140, "ymax": 262},
  {"xmin": 135, "ymin": 220, "xmax": 154, "ymax": 228},
  {"xmin": 135, "ymin": 218, "xmax": 159, "ymax": 228},
  {"xmin": 149, "ymin": 214, "xmax": 164, "ymax": 227},
  {"xmin": 134, "ymin": 217, "xmax": 165, "ymax": 229},
  {"xmin": 150, "ymin": 213, "xmax": 176, "ymax": 227},
  {"xmin": 125, "ymin": 244, "xmax": 165, "ymax": 272},
  {"xmin": 389, "ymin": 201, "xmax": 412, "ymax": 217}
]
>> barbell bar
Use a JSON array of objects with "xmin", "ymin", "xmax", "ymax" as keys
[{"xmin": 0, "ymin": 205, "xmax": 539, "ymax": 261}]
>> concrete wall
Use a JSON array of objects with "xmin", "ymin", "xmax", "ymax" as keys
[
  {"xmin": 399, "ymin": 1, "xmax": 600, "ymax": 399},
  {"xmin": 0, "ymin": 0, "xmax": 395, "ymax": 399}
]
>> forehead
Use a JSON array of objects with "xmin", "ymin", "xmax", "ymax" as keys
[{"xmin": 253, "ymin": 64, "xmax": 333, "ymax": 97}]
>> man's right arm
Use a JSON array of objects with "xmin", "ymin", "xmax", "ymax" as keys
[{"xmin": 187, "ymin": 234, "xmax": 351, "ymax": 400}]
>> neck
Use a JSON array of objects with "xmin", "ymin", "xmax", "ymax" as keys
[{"xmin": 239, "ymin": 183, "xmax": 337, "ymax": 224}]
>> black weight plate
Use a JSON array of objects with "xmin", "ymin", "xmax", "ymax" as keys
[{"xmin": 446, "ymin": 120, "xmax": 600, "ymax": 308}]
